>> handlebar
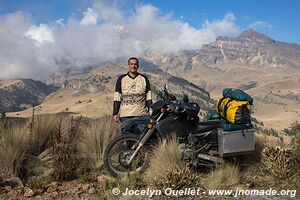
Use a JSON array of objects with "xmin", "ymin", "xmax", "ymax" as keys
[
  {"xmin": 167, "ymin": 100, "xmax": 200, "ymax": 115},
  {"xmin": 161, "ymin": 85, "xmax": 200, "ymax": 115}
]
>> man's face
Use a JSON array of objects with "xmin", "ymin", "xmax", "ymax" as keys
[{"xmin": 128, "ymin": 59, "xmax": 138, "ymax": 73}]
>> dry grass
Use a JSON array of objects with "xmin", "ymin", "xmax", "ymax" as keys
[
  {"xmin": 79, "ymin": 115, "xmax": 119, "ymax": 169},
  {"xmin": 0, "ymin": 113, "xmax": 120, "ymax": 185},
  {"xmin": 145, "ymin": 136, "xmax": 185, "ymax": 187},
  {"xmin": 158, "ymin": 165, "xmax": 204, "ymax": 190},
  {"xmin": 241, "ymin": 124, "xmax": 300, "ymax": 190},
  {"xmin": 120, "ymin": 172, "xmax": 145, "ymax": 188},
  {"xmin": 28, "ymin": 114, "xmax": 59, "ymax": 155},
  {"xmin": 23, "ymin": 114, "xmax": 60, "ymax": 183},
  {"xmin": 0, "ymin": 114, "xmax": 73, "ymax": 182},
  {"xmin": 242, "ymin": 145, "xmax": 300, "ymax": 191},
  {"xmin": 51, "ymin": 115, "xmax": 84, "ymax": 181},
  {"xmin": 290, "ymin": 121, "xmax": 300, "ymax": 153},
  {"xmin": 259, "ymin": 146, "xmax": 299, "ymax": 186},
  {"xmin": 1, "ymin": 112, "xmax": 300, "ymax": 199},
  {"xmin": 253, "ymin": 122, "xmax": 300, "ymax": 189},
  {"xmin": 0, "ymin": 124, "xmax": 28, "ymax": 177},
  {"xmin": 291, "ymin": 129, "xmax": 300, "ymax": 192},
  {"xmin": 204, "ymin": 163, "xmax": 241, "ymax": 190},
  {"xmin": 238, "ymin": 135, "xmax": 266, "ymax": 167}
]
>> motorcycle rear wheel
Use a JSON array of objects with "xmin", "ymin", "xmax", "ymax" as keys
[{"xmin": 103, "ymin": 134, "xmax": 150, "ymax": 177}]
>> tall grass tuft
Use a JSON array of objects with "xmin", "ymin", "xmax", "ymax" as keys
[
  {"xmin": 79, "ymin": 115, "xmax": 119, "ymax": 170},
  {"xmin": 23, "ymin": 114, "xmax": 60, "ymax": 182},
  {"xmin": 145, "ymin": 136, "xmax": 185, "ymax": 187},
  {"xmin": 0, "ymin": 124, "xmax": 28, "ymax": 177},
  {"xmin": 0, "ymin": 114, "xmax": 66, "ymax": 182},
  {"xmin": 29, "ymin": 114, "xmax": 59, "ymax": 155}
]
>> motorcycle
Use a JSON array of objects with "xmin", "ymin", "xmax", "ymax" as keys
[{"xmin": 103, "ymin": 85, "xmax": 255, "ymax": 177}]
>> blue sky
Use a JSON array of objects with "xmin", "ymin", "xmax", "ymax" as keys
[
  {"xmin": 1, "ymin": 0, "xmax": 299, "ymax": 43},
  {"xmin": 0, "ymin": 0, "xmax": 299, "ymax": 79},
  {"xmin": 144, "ymin": 0, "xmax": 300, "ymax": 43}
]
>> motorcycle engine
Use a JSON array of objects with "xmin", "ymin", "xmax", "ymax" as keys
[{"xmin": 178, "ymin": 143, "xmax": 193, "ymax": 162}]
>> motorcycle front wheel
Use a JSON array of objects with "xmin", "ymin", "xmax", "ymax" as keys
[{"xmin": 103, "ymin": 134, "xmax": 150, "ymax": 177}]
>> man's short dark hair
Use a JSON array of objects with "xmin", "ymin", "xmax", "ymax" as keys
[{"xmin": 128, "ymin": 57, "xmax": 139, "ymax": 66}]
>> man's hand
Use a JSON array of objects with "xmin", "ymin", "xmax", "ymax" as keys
[{"xmin": 112, "ymin": 115, "xmax": 120, "ymax": 123}]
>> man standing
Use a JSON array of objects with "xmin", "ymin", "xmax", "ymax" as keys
[{"xmin": 112, "ymin": 57, "xmax": 152, "ymax": 133}]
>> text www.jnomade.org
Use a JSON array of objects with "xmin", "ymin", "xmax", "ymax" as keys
[{"xmin": 111, "ymin": 187, "xmax": 297, "ymax": 198}]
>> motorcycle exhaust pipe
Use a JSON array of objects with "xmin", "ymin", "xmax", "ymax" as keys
[{"xmin": 198, "ymin": 153, "xmax": 225, "ymax": 164}]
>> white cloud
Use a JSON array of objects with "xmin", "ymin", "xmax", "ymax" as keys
[
  {"xmin": 80, "ymin": 7, "xmax": 98, "ymax": 26},
  {"xmin": 0, "ymin": 3, "xmax": 240, "ymax": 79},
  {"xmin": 0, "ymin": 12, "xmax": 57, "ymax": 79},
  {"xmin": 249, "ymin": 20, "xmax": 272, "ymax": 30},
  {"xmin": 93, "ymin": 1, "xmax": 124, "ymax": 23},
  {"xmin": 114, "ymin": 24, "xmax": 126, "ymax": 33},
  {"xmin": 56, "ymin": 18, "xmax": 65, "ymax": 27},
  {"xmin": 203, "ymin": 12, "xmax": 238, "ymax": 34},
  {"xmin": 25, "ymin": 24, "xmax": 55, "ymax": 44}
]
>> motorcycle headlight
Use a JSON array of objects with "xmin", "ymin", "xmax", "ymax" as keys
[{"xmin": 149, "ymin": 108, "xmax": 153, "ymax": 116}]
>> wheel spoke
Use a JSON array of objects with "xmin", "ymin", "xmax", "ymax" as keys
[{"xmin": 104, "ymin": 135, "xmax": 149, "ymax": 176}]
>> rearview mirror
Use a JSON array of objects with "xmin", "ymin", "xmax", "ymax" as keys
[{"xmin": 163, "ymin": 84, "xmax": 169, "ymax": 94}]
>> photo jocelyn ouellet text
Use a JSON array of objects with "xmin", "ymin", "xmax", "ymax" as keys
[{"xmin": 111, "ymin": 187, "xmax": 297, "ymax": 198}]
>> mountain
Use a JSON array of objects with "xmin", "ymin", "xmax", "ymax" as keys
[
  {"xmin": 144, "ymin": 29, "xmax": 300, "ymax": 130},
  {"xmin": 7, "ymin": 63, "xmax": 212, "ymax": 118},
  {"xmin": 198, "ymin": 29, "xmax": 300, "ymax": 67},
  {"xmin": 0, "ymin": 79, "xmax": 58, "ymax": 112},
  {"xmin": 150, "ymin": 29, "xmax": 300, "ymax": 71},
  {"xmin": 5, "ymin": 29, "xmax": 300, "ymax": 130}
]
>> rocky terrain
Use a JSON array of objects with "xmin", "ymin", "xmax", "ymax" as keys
[
  {"xmin": 0, "ymin": 79, "xmax": 58, "ymax": 112},
  {"xmin": 198, "ymin": 29, "xmax": 300, "ymax": 67}
]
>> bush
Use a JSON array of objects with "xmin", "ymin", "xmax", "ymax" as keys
[
  {"xmin": 257, "ymin": 145, "xmax": 300, "ymax": 188},
  {"xmin": 52, "ymin": 116, "xmax": 83, "ymax": 181},
  {"xmin": 289, "ymin": 121, "xmax": 300, "ymax": 139}
]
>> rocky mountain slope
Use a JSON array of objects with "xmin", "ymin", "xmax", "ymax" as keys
[
  {"xmin": 199, "ymin": 29, "xmax": 300, "ymax": 67},
  {"xmin": 7, "ymin": 63, "xmax": 212, "ymax": 118},
  {"xmin": 0, "ymin": 79, "xmax": 58, "ymax": 112},
  {"xmin": 151, "ymin": 29, "xmax": 300, "ymax": 70},
  {"xmin": 144, "ymin": 29, "xmax": 300, "ymax": 130}
]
